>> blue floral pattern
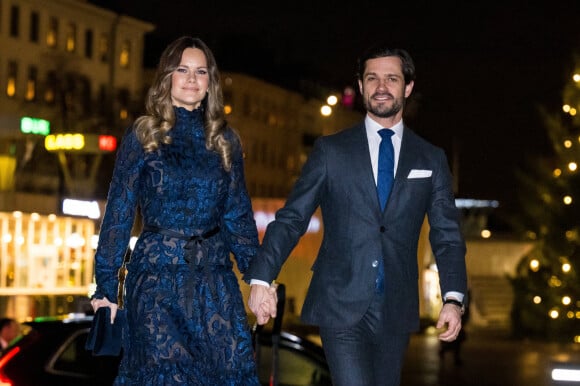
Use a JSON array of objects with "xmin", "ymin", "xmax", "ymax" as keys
[{"xmin": 93, "ymin": 106, "xmax": 260, "ymax": 385}]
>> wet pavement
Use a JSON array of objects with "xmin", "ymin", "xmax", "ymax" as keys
[{"xmin": 401, "ymin": 326, "xmax": 580, "ymax": 386}]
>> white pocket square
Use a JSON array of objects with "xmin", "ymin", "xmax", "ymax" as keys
[{"xmin": 407, "ymin": 169, "xmax": 432, "ymax": 178}]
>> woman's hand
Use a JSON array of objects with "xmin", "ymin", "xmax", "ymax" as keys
[{"xmin": 90, "ymin": 297, "xmax": 119, "ymax": 324}]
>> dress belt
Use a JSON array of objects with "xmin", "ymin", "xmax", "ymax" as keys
[
  {"xmin": 142, "ymin": 225, "xmax": 220, "ymax": 245},
  {"xmin": 142, "ymin": 224, "xmax": 221, "ymax": 303}
]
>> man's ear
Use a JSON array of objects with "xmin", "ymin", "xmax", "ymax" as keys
[{"xmin": 404, "ymin": 80, "xmax": 414, "ymax": 98}]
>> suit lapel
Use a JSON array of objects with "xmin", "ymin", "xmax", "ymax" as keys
[
  {"xmin": 394, "ymin": 126, "xmax": 417, "ymax": 183},
  {"xmin": 348, "ymin": 124, "xmax": 379, "ymax": 208},
  {"xmin": 384, "ymin": 126, "xmax": 418, "ymax": 213}
]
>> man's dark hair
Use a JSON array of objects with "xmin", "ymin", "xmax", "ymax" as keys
[{"xmin": 356, "ymin": 44, "xmax": 416, "ymax": 85}]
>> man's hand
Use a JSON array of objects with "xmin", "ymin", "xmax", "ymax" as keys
[
  {"xmin": 436, "ymin": 303, "xmax": 463, "ymax": 342},
  {"xmin": 248, "ymin": 283, "xmax": 278, "ymax": 325},
  {"xmin": 90, "ymin": 297, "xmax": 119, "ymax": 324}
]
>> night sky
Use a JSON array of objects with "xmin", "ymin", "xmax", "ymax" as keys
[{"xmin": 91, "ymin": 0, "xmax": 580, "ymax": 213}]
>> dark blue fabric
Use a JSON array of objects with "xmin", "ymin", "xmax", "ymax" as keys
[
  {"xmin": 377, "ymin": 128, "xmax": 395, "ymax": 210},
  {"xmin": 375, "ymin": 259, "xmax": 385, "ymax": 294},
  {"xmin": 93, "ymin": 106, "xmax": 260, "ymax": 385},
  {"xmin": 319, "ymin": 293, "xmax": 410, "ymax": 386},
  {"xmin": 376, "ymin": 128, "xmax": 394, "ymax": 293}
]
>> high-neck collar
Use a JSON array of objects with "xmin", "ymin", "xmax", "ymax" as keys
[{"xmin": 174, "ymin": 105, "xmax": 203, "ymax": 120}]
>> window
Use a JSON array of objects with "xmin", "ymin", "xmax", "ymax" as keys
[
  {"xmin": 44, "ymin": 71, "xmax": 57, "ymax": 104},
  {"xmin": 29, "ymin": 11, "xmax": 39, "ymax": 42},
  {"xmin": 118, "ymin": 88, "xmax": 129, "ymax": 120},
  {"xmin": 119, "ymin": 40, "xmax": 130, "ymax": 68},
  {"xmin": 98, "ymin": 34, "xmax": 108, "ymax": 62},
  {"xmin": 84, "ymin": 29, "xmax": 93, "ymax": 59},
  {"xmin": 79, "ymin": 76, "xmax": 91, "ymax": 116},
  {"xmin": 6, "ymin": 61, "xmax": 17, "ymax": 97},
  {"xmin": 223, "ymin": 90, "xmax": 233, "ymax": 115},
  {"xmin": 97, "ymin": 84, "xmax": 107, "ymax": 115},
  {"xmin": 47, "ymin": 17, "xmax": 58, "ymax": 48},
  {"xmin": 65, "ymin": 23, "xmax": 76, "ymax": 52},
  {"xmin": 9, "ymin": 5, "xmax": 19, "ymax": 37},
  {"xmin": 25, "ymin": 66, "xmax": 37, "ymax": 101}
]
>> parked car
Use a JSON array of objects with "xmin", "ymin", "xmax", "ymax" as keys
[
  {"xmin": 0, "ymin": 314, "xmax": 118, "ymax": 386},
  {"xmin": 0, "ymin": 313, "xmax": 331, "ymax": 386},
  {"xmin": 254, "ymin": 320, "xmax": 332, "ymax": 386}
]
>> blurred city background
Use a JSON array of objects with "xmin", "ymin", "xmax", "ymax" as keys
[{"xmin": 1, "ymin": 0, "xmax": 580, "ymax": 383}]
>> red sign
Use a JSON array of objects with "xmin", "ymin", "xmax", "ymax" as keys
[{"xmin": 99, "ymin": 135, "xmax": 117, "ymax": 152}]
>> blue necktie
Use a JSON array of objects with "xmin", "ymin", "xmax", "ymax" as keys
[
  {"xmin": 377, "ymin": 128, "xmax": 395, "ymax": 211},
  {"xmin": 376, "ymin": 128, "xmax": 394, "ymax": 293}
]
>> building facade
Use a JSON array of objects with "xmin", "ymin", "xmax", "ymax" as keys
[
  {"xmin": 221, "ymin": 72, "xmax": 363, "ymax": 198},
  {"xmin": 0, "ymin": 0, "xmax": 154, "ymax": 318}
]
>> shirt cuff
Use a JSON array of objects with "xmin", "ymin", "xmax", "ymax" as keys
[
  {"xmin": 443, "ymin": 291, "xmax": 464, "ymax": 303},
  {"xmin": 250, "ymin": 279, "xmax": 270, "ymax": 287}
]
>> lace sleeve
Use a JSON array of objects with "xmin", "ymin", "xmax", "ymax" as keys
[
  {"xmin": 222, "ymin": 132, "xmax": 259, "ymax": 273},
  {"xmin": 93, "ymin": 128, "xmax": 144, "ymax": 302}
]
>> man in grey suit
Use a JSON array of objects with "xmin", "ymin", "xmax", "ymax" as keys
[{"xmin": 246, "ymin": 44, "xmax": 467, "ymax": 386}]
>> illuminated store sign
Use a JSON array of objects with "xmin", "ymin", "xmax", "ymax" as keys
[
  {"xmin": 46, "ymin": 133, "xmax": 84, "ymax": 150},
  {"xmin": 62, "ymin": 198, "xmax": 101, "ymax": 219},
  {"xmin": 20, "ymin": 117, "xmax": 50, "ymax": 136},
  {"xmin": 45, "ymin": 134, "xmax": 117, "ymax": 153},
  {"xmin": 99, "ymin": 135, "xmax": 117, "ymax": 152}
]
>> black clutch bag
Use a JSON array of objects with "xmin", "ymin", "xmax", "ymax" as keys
[
  {"xmin": 86, "ymin": 250, "xmax": 130, "ymax": 356},
  {"xmin": 85, "ymin": 306, "xmax": 125, "ymax": 356}
]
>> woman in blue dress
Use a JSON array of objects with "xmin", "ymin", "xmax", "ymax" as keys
[{"xmin": 90, "ymin": 36, "xmax": 266, "ymax": 385}]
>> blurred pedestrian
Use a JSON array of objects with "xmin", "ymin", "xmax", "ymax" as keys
[
  {"xmin": 0, "ymin": 318, "xmax": 20, "ymax": 350},
  {"xmin": 246, "ymin": 42, "xmax": 468, "ymax": 386},
  {"xmin": 90, "ymin": 36, "xmax": 265, "ymax": 385}
]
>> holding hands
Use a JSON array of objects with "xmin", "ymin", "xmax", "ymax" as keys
[{"xmin": 248, "ymin": 283, "xmax": 278, "ymax": 325}]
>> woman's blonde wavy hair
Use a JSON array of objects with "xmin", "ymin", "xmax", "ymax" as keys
[{"xmin": 134, "ymin": 36, "xmax": 234, "ymax": 171}]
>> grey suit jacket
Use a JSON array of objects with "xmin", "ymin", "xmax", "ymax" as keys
[{"xmin": 244, "ymin": 122, "xmax": 467, "ymax": 333}]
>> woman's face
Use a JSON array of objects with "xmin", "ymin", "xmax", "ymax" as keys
[{"xmin": 171, "ymin": 47, "xmax": 210, "ymax": 111}]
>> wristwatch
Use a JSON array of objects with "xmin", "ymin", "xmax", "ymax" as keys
[{"xmin": 443, "ymin": 298, "xmax": 465, "ymax": 315}]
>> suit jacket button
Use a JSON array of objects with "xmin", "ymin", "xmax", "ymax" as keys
[
  {"xmin": 380, "ymin": 226, "xmax": 386, "ymax": 233},
  {"xmin": 372, "ymin": 260, "xmax": 379, "ymax": 267}
]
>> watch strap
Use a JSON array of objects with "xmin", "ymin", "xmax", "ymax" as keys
[{"xmin": 443, "ymin": 298, "xmax": 465, "ymax": 314}]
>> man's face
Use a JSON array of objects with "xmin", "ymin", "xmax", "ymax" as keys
[{"xmin": 358, "ymin": 56, "xmax": 414, "ymax": 120}]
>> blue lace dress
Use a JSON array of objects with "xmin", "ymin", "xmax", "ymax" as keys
[{"xmin": 93, "ymin": 106, "xmax": 260, "ymax": 385}]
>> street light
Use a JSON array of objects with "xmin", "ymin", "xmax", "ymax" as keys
[
  {"xmin": 320, "ymin": 105, "xmax": 332, "ymax": 117},
  {"xmin": 326, "ymin": 95, "xmax": 338, "ymax": 106}
]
